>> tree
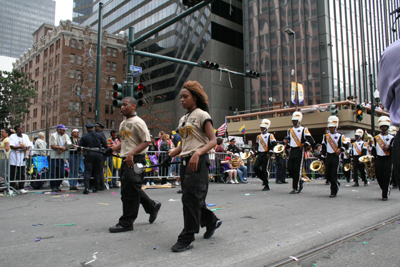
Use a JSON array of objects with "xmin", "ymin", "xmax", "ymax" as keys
[{"xmin": 0, "ymin": 70, "xmax": 37, "ymax": 128}]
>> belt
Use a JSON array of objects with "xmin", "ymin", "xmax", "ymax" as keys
[
  {"xmin": 121, "ymin": 154, "xmax": 144, "ymax": 160},
  {"xmin": 290, "ymin": 146, "xmax": 301, "ymax": 149},
  {"xmin": 88, "ymin": 147, "xmax": 100, "ymax": 151},
  {"xmin": 377, "ymin": 155, "xmax": 390, "ymax": 158}
]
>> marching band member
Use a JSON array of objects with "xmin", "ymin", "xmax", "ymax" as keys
[
  {"xmin": 350, "ymin": 129, "xmax": 368, "ymax": 187},
  {"xmin": 372, "ymin": 116, "xmax": 394, "ymax": 201},
  {"xmin": 287, "ymin": 111, "xmax": 315, "ymax": 194},
  {"xmin": 320, "ymin": 116, "xmax": 347, "ymax": 198},
  {"xmin": 254, "ymin": 119, "xmax": 277, "ymax": 191},
  {"xmin": 341, "ymin": 138, "xmax": 352, "ymax": 183}
]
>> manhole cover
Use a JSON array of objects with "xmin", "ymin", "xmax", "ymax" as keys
[{"xmin": 46, "ymin": 197, "xmax": 79, "ymax": 202}]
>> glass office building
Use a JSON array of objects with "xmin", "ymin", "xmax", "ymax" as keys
[
  {"xmin": 73, "ymin": 0, "xmax": 100, "ymax": 24},
  {"xmin": 243, "ymin": 0, "xmax": 400, "ymax": 110},
  {"xmin": 0, "ymin": 0, "xmax": 55, "ymax": 58}
]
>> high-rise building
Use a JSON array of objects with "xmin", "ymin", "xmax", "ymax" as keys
[
  {"xmin": 80, "ymin": 0, "xmax": 245, "ymax": 131},
  {"xmin": 13, "ymin": 21, "xmax": 126, "ymax": 138},
  {"xmin": 73, "ymin": 0, "xmax": 99, "ymax": 24},
  {"xmin": 243, "ymin": 0, "xmax": 400, "ymax": 110},
  {"xmin": 0, "ymin": 0, "xmax": 55, "ymax": 58}
]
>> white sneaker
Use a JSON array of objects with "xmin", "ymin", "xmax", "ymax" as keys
[
  {"xmin": 146, "ymin": 182, "xmax": 150, "ymax": 186},
  {"xmin": 151, "ymin": 182, "xmax": 156, "ymax": 186},
  {"xmin": 229, "ymin": 180, "xmax": 235, "ymax": 184},
  {"xmin": 19, "ymin": 189, "xmax": 28, "ymax": 194},
  {"xmin": 235, "ymin": 180, "xmax": 239, "ymax": 184},
  {"xmin": 165, "ymin": 182, "xmax": 171, "ymax": 185},
  {"xmin": 174, "ymin": 181, "xmax": 180, "ymax": 186}
]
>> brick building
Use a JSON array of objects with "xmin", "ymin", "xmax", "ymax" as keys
[{"xmin": 13, "ymin": 20, "xmax": 128, "ymax": 140}]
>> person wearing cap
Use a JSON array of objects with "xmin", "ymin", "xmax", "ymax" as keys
[
  {"xmin": 320, "ymin": 116, "xmax": 347, "ymax": 198},
  {"xmin": 254, "ymin": 119, "xmax": 277, "ymax": 191},
  {"xmin": 226, "ymin": 138, "xmax": 240, "ymax": 156},
  {"xmin": 350, "ymin": 129, "xmax": 368, "ymax": 187},
  {"xmin": 69, "ymin": 128, "xmax": 81, "ymax": 191},
  {"xmin": 372, "ymin": 116, "xmax": 395, "ymax": 201},
  {"xmin": 49, "ymin": 124, "xmax": 72, "ymax": 193},
  {"xmin": 106, "ymin": 97, "xmax": 161, "ymax": 233},
  {"xmin": 79, "ymin": 123, "xmax": 107, "ymax": 194},
  {"xmin": 231, "ymin": 153, "xmax": 247, "ymax": 183},
  {"xmin": 340, "ymin": 138, "xmax": 352, "ymax": 183},
  {"xmin": 95, "ymin": 121, "xmax": 106, "ymax": 138},
  {"xmin": 286, "ymin": 111, "xmax": 315, "ymax": 194}
]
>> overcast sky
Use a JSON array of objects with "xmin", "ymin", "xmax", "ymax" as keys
[{"xmin": 0, "ymin": 0, "xmax": 73, "ymax": 71}]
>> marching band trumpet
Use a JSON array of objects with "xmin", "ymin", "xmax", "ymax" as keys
[
  {"xmin": 310, "ymin": 159, "xmax": 326, "ymax": 175},
  {"xmin": 273, "ymin": 144, "xmax": 287, "ymax": 159}
]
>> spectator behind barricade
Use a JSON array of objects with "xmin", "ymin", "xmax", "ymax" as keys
[
  {"xmin": 215, "ymin": 138, "xmax": 225, "ymax": 160},
  {"xmin": 50, "ymin": 124, "xmax": 72, "ymax": 193},
  {"xmin": 231, "ymin": 153, "xmax": 248, "ymax": 183},
  {"xmin": 68, "ymin": 129, "xmax": 81, "ymax": 191},
  {"xmin": 159, "ymin": 134, "xmax": 172, "ymax": 184},
  {"xmin": 344, "ymin": 97, "xmax": 351, "ymax": 109},
  {"xmin": 107, "ymin": 129, "xmax": 120, "ymax": 188},
  {"xmin": 9, "ymin": 125, "xmax": 32, "ymax": 193},
  {"xmin": 34, "ymin": 132, "xmax": 47, "ymax": 156},
  {"xmin": 226, "ymin": 138, "xmax": 240, "ymax": 156},
  {"xmin": 145, "ymin": 135, "xmax": 157, "ymax": 186},
  {"xmin": 354, "ymin": 96, "xmax": 358, "ymax": 104},
  {"xmin": 156, "ymin": 131, "xmax": 165, "ymax": 151},
  {"xmin": 221, "ymin": 156, "xmax": 238, "ymax": 184},
  {"xmin": 0, "ymin": 128, "xmax": 12, "ymax": 156}
]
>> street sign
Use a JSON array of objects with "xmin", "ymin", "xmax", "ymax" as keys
[
  {"xmin": 129, "ymin": 65, "xmax": 142, "ymax": 73},
  {"xmin": 131, "ymin": 71, "xmax": 140, "ymax": 77}
]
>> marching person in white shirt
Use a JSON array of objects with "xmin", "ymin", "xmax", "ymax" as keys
[
  {"xmin": 9, "ymin": 125, "xmax": 32, "ymax": 194},
  {"xmin": 286, "ymin": 112, "xmax": 315, "ymax": 194},
  {"xmin": 254, "ymin": 119, "xmax": 277, "ymax": 191},
  {"xmin": 372, "ymin": 116, "xmax": 394, "ymax": 201},
  {"xmin": 350, "ymin": 129, "xmax": 368, "ymax": 187},
  {"xmin": 320, "ymin": 116, "xmax": 347, "ymax": 198}
]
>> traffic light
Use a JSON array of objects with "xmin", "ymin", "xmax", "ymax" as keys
[
  {"xmin": 245, "ymin": 70, "xmax": 260, "ymax": 78},
  {"xmin": 356, "ymin": 104, "xmax": 363, "ymax": 122},
  {"xmin": 112, "ymin": 83, "xmax": 125, "ymax": 108},
  {"xmin": 133, "ymin": 82, "xmax": 144, "ymax": 107},
  {"xmin": 199, "ymin": 60, "xmax": 219, "ymax": 69},
  {"xmin": 183, "ymin": 0, "xmax": 203, "ymax": 7},
  {"xmin": 330, "ymin": 103, "xmax": 338, "ymax": 115}
]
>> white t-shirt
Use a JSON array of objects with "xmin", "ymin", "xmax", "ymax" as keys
[{"xmin": 9, "ymin": 133, "xmax": 32, "ymax": 166}]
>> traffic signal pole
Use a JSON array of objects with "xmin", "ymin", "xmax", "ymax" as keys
[
  {"xmin": 127, "ymin": 27, "xmax": 135, "ymax": 97},
  {"xmin": 369, "ymin": 74, "xmax": 375, "ymax": 136},
  {"xmin": 94, "ymin": 2, "xmax": 103, "ymax": 123}
]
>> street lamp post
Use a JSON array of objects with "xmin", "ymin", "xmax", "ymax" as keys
[{"xmin": 285, "ymin": 28, "xmax": 297, "ymax": 106}]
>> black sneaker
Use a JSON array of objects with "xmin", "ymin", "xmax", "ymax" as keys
[
  {"xmin": 329, "ymin": 194, "xmax": 337, "ymax": 198},
  {"xmin": 298, "ymin": 180, "xmax": 304, "ymax": 192},
  {"xmin": 382, "ymin": 197, "xmax": 388, "ymax": 201},
  {"xmin": 171, "ymin": 241, "xmax": 194, "ymax": 252},
  {"xmin": 352, "ymin": 183, "xmax": 359, "ymax": 187},
  {"xmin": 262, "ymin": 186, "xmax": 270, "ymax": 191},
  {"xmin": 203, "ymin": 220, "xmax": 222, "ymax": 239},
  {"xmin": 290, "ymin": 190, "xmax": 297, "ymax": 194},
  {"xmin": 82, "ymin": 189, "xmax": 89, "ymax": 195},
  {"xmin": 364, "ymin": 181, "xmax": 369, "ymax": 186},
  {"xmin": 177, "ymin": 189, "xmax": 182, "ymax": 194},
  {"xmin": 276, "ymin": 181, "xmax": 283, "ymax": 184},
  {"xmin": 149, "ymin": 201, "xmax": 161, "ymax": 224},
  {"xmin": 109, "ymin": 224, "xmax": 133, "ymax": 233}
]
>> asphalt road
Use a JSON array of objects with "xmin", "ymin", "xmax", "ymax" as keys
[{"xmin": 1, "ymin": 178, "xmax": 400, "ymax": 267}]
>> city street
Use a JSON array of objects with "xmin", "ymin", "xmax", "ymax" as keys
[{"xmin": 1, "ymin": 178, "xmax": 400, "ymax": 267}]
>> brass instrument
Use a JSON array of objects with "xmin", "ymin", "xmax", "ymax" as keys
[
  {"xmin": 310, "ymin": 160, "xmax": 326, "ymax": 175},
  {"xmin": 273, "ymin": 144, "xmax": 287, "ymax": 159},
  {"xmin": 243, "ymin": 150, "xmax": 256, "ymax": 165},
  {"xmin": 343, "ymin": 163, "xmax": 353, "ymax": 172},
  {"xmin": 241, "ymin": 151, "xmax": 251, "ymax": 160},
  {"xmin": 359, "ymin": 155, "xmax": 375, "ymax": 178},
  {"xmin": 248, "ymin": 154, "xmax": 256, "ymax": 165}
]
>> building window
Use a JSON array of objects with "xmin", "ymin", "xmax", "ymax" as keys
[
  {"xmin": 50, "ymin": 44, "xmax": 54, "ymax": 54},
  {"xmin": 33, "ymin": 122, "xmax": 37, "ymax": 131},
  {"xmin": 33, "ymin": 108, "xmax": 38, "ymax": 118},
  {"xmin": 107, "ymin": 47, "xmax": 111, "ymax": 56},
  {"xmin": 68, "ymin": 117, "xmax": 73, "ymax": 125},
  {"xmin": 106, "ymin": 61, "xmax": 111, "ymax": 71},
  {"xmin": 44, "ymin": 48, "xmax": 48, "ymax": 58},
  {"xmin": 41, "ymin": 120, "xmax": 45, "ymax": 128},
  {"xmin": 71, "ymin": 39, "xmax": 76, "ymax": 48},
  {"xmin": 43, "ymin": 63, "xmax": 47, "ymax": 72},
  {"xmin": 87, "ymin": 118, "xmax": 92, "ymax": 124},
  {"xmin": 105, "ymin": 91, "xmax": 110, "ymax": 99},
  {"xmin": 88, "ymin": 103, "xmax": 92, "ymax": 112},
  {"xmin": 56, "ymin": 39, "xmax": 60, "ymax": 49},
  {"xmin": 110, "ymin": 106, "xmax": 114, "ymax": 115},
  {"xmin": 69, "ymin": 101, "xmax": 73, "ymax": 110},
  {"xmin": 89, "ymin": 72, "xmax": 93, "ymax": 82},
  {"xmin": 70, "ymin": 69, "xmax": 74, "ymax": 78},
  {"xmin": 70, "ymin": 54, "xmax": 75, "ymax": 63},
  {"xmin": 106, "ymin": 75, "xmax": 110, "ymax": 84},
  {"xmin": 123, "ymin": 64, "xmax": 126, "ymax": 73},
  {"xmin": 88, "ymin": 89, "xmax": 92, "ymax": 97},
  {"xmin": 36, "ymin": 54, "xmax": 40, "ymax": 63},
  {"xmin": 34, "ymin": 97, "xmax": 38, "ymax": 104},
  {"xmin": 105, "ymin": 104, "xmax": 109, "ymax": 114},
  {"xmin": 29, "ymin": 60, "xmax": 32, "ymax": 69},
  {"xmin": 112, "ymin": 62, "xmax": 116, "ymax": 72},
  {"xmin": 123, "ymin": 51, "xmax": 127, "ymax": 60},
  {"xmin": 105, "ymin": 119, "xmax": 109, "ymax": 128},
  {"xmin": 78, "ymin": 40, "xmax": 82, "ymax": 49},
  {"xmin": 112, "ymin": 48, "xmax": 117, "ymax": 57},
  {"xmin": 75, "ymin": 117, "xmax": 79, "ymax": 126},
  {"xmin": 43, "ymin": 77, "xmax": 46, "ymax": 86},
  {"xmin": 77, "ymin": 70, "xmax": 81, "ymax": 80},
  {"xmin": 111, "ymin": 120, "xmax": 115, "ymax": 129},
  {"xmin": 35, "ymin": 68, "xmax": 39, "ymax": 77},
  {"xmin": 77, "ymin": 55, "xmax": 82, "ymax": 65}
]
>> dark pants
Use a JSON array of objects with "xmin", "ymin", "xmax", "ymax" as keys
[
  {"xmin": 254, "ymin": 152, "xmax": 269, "ymax": 186},
  {"xmin": 288, "ymin": 148, "xmax": 302, "ymax": 190},
  {"xmin": 69, "ymin": 153, "xmax": 82, "ymax": 187},
  {"xmin": 107, "ymin": 156, "xmax": 118, "ymax": 187},
  {"xmin": 343, "ymin": 158, "xmax": 351, "ymax": 181},
  {"xmin": 325, "ymin": 153, "xmax": 339, "ymax": 195},
  {"xmin": 118, "ymin": 157, "xmax": 157, "ymax": 227},
  {"xmin": 392, "ymin": 134, "xmax": 400, "ymax": 191},
  {"xmin": 10, "ymin": 165, "xmax": 26, "ymax": 189},
  {"xmin": 275, "ymin": 155, "xmax": 286, "ymax": 182},
  {"xmin": 50, "ymin": 159, "xmax": 65, "ymax": 189},
  {"xmin": 353, "ymin": 156, "xmax": 366, "ymax": 184},
  {"xmin": 178, "ymin": 154, "xmax": 218, "ymax": 243},
  {"xmin": 84, "ymin": 152, "xmax": 103, "ymax": 190},
  {"xmin": 376, "ymin": 156, "xmax": 392, "ymax": 198}
]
